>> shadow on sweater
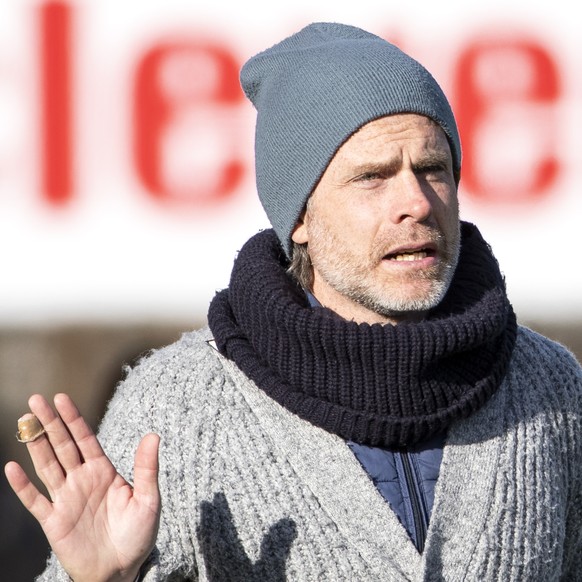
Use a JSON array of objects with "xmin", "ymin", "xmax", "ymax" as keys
[{"xmin": 197, "ymin": 492, "xmax": 297, "ymax": 581}]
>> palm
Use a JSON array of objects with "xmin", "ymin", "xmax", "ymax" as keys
[
  {"xmin": 5, "ymin": 394, "xmax": 160, "ymax": 582},
  {"xmin": 41, "ymin": 458, "xmax": 157, "ymax": 577}
]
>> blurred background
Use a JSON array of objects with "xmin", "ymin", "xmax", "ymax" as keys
[{"xmin": 1, "ymin": 1, "xmax": 581, "ymax": 578}]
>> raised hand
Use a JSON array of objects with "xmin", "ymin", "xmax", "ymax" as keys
[{"xmin": 4, "ymin": 393, "xmax": 160, "ymax": 582}]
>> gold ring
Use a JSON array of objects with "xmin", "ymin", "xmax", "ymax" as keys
[{"xmin": 16, "ymin": 414, "xmax": 46, "ymax": 443}]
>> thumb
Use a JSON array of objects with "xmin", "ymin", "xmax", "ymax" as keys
[{"xmin": 133, "ymin": 433, "xmax": 160, "ymax": 501}]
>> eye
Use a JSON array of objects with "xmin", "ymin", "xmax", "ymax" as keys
[
  {"xmin": 416, "ymin": 163, "xmax": 450, "ymax": 181},
  {"xmin": 420, "ymin": 163, "xmax": 444, "ymax": 174},
  {"xmin": 349, "ymin": 172, "xmax": 386, "ymax": 191},
  {"xmin": 352, "ymin": 171, "xmax": 386, "ymax": 185}
]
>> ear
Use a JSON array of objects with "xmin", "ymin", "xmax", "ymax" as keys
[{"xmin": 291, "ymin": 210, "xmax": 309, "ymax": 244}]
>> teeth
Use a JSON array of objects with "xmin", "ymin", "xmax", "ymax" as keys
[{"xmin": 392, "ymin": 251, "xmax": 428, "ymax": 261}]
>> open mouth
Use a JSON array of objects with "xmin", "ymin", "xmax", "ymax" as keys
[{"xmin": 385, "ymin": 248, "xmax": 435, "ymax": 262}]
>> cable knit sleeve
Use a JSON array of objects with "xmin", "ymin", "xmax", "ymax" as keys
[
  {"xmin": 518, "ymin": 327, "xmax": 582, "ymax": 581},
  {"xmin": 560, "ymin": 345, "xmax": 582, "ymax": 580},
  {"xmin": 36, "ymin": 328, "xmax": 221, "ymax": 581},
  {"xmin": 97, "ymin": 341, "xmax": 197, "ymax": 580}
]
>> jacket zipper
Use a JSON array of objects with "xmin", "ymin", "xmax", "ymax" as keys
[{"xmin": 400, "ymin": 451, "xmax": 427, "ymax": 553}]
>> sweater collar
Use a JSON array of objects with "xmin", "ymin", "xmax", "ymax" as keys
[{"xmin": 208, "ymin": 222, "xmax": 517, "ymax": 448}]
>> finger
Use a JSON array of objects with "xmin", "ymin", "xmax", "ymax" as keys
[
  {"xmin": 53, "ymin": 393, "xmax": 107, "ymax": 462},
  {"xmin": 28, "ymin": 394, "xmax": 83, "ymax": 473},
  {"xmin": 19, "ymin": 396, "xmax": 69, "ymax": 495},
  {"xmin": 4, "ymin": 461, "xmax": 53, "ymax": 525},
  {"xmin": 133, "ymin": 433, "xmax": 160, "ymax": 504}
]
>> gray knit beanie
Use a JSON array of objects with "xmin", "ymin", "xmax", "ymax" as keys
[{"xmin": 240, "ymin": 22, "xmax": 461, "ymax": 257}]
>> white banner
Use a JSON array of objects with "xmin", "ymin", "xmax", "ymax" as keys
[{"xmin": 1, "ymin": 0, "xmax": 581, "ymax": 324}]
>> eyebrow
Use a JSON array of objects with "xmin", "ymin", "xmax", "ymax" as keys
[
  {"xmin": 412, "ymin": 151, "xmax": 451, "ymax": 170},
  {"xmin": 349, "ymin": 151, "xmax": 451, "ymax": 177},
  {"xmin": 349, "ymin": 161, "xmax": 399, "ymax": 176}
]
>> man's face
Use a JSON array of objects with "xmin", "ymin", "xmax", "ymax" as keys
[{"xmin": 292, "ymin": 113, "xmax": 460, "ymax": 325}]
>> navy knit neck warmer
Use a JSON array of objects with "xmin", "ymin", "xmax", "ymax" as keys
[{"xmin": 208, "ymin": 222, "xmax": 517, "ymax": 448}]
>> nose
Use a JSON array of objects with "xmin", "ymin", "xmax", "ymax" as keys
[{"xmin": 388, "ymin": 172, "xmax": 433, "ymax": 224}]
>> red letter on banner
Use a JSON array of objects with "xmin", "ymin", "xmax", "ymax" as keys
[
  {"xmin": 133, "ymin": 41, "xmax": 244, "ymax": 204},
  {"xmin": 454, "ymin": 38, "xmax": 560, "ymax": 203},
  {"xmin": 39, "ymin": 0, "xmax": 73, "ymax": 205}
]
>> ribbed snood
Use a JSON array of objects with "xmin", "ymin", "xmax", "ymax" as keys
[{"xmin": 208, "ymin": 222, "xmax": 517, "ymax": 447}]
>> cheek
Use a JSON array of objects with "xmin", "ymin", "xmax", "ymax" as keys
[
  {"xmin": 334, "ymin": 201, "xmax": 381, "ymax": 234},
  {"xmin": 329, "ymin": 216, "xmax": 377, "ymax": 252},
  {"xmin": 447, "ymin": 198, "xmax": 460, "ymax": 231},
  {"xmin": 433, "ymin": 190, "xmax": 459, "ymax": 231},
  {"xmin": 305, "ymin": 193, "xmax": 383, "ymax": 250}
]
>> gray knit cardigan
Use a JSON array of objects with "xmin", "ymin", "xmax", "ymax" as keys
[{"xmin": 38, "ymin": 325, "xmax": 582, "ymax": 581}]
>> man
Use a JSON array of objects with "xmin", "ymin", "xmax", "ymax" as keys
[{"xmin": 5, "ymin": 22, "xmax": 582, "ymax": 581}]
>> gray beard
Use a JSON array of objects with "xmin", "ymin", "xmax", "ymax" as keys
[
  {"xmin": 342, "ymin": 251, "xmax": 459, "ymax": 318},
  {"xmin": 319, "ymin": 224, "xmax": 461, "ymax": 319}
]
